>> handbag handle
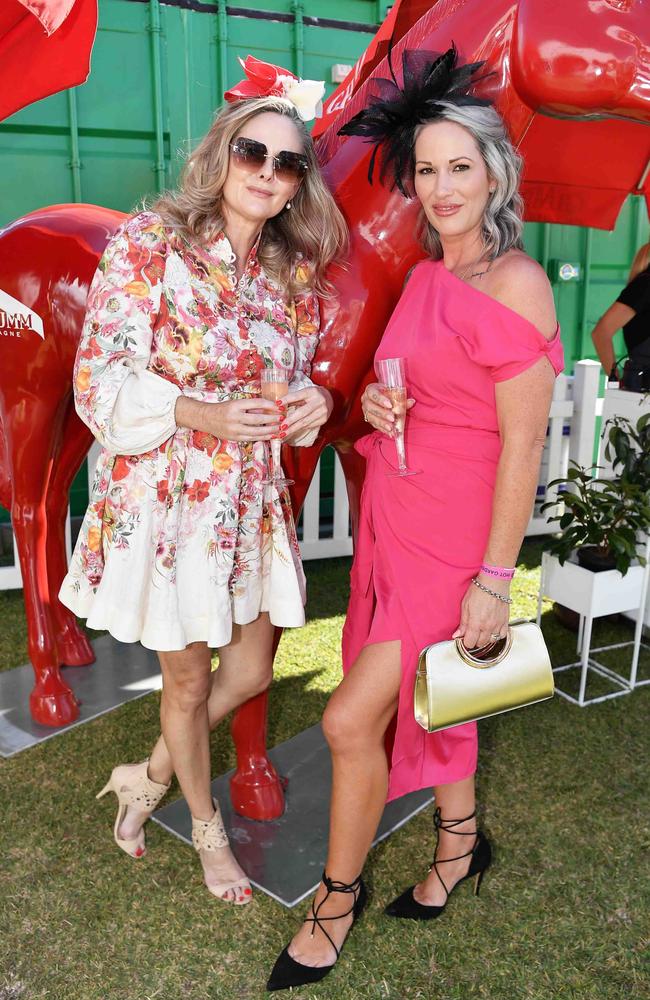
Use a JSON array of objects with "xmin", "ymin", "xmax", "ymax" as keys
[{"xmin": 455, "ymin": 628, "xmax": 513, "ymax": 668}]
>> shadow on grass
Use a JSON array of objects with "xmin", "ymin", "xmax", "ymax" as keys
[
  {"xmin": 303, "ymin": 556, "xmax": 352, "ymax": 620},
  {"xmin": 516, "ymin": 536, "xmax": 546, "ymax": 570}
]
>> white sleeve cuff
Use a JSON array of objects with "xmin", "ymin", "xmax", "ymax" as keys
[{"xmin": 104, "ymin": 366, "xmax": 181, "ymax": 455}]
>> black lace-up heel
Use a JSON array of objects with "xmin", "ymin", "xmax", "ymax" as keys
[
  {"xmin": 384, "ymin": 807, "xmax": 491, "ymax": 920},
  {"xmin": 266, "ymin": 871, "xmax": 367, "ymax": 991}
]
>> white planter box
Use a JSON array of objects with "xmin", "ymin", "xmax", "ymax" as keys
[{"xmin": 540, "ymin": 552, "xmax": 647, "ymax": 618}]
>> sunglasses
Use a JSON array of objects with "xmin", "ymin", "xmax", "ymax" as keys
[{"xmin": 230, "ymin": 137, "xmax": 309, "ymax": 183}]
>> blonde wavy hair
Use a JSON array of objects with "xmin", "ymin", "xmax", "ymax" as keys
[
  {"xmin": 151, "ymin": 97, "xmax": 347, "ymax": 298},
  {"xmin": 416, "ymin": 102, "xmax": 524, "ymax": 261}
]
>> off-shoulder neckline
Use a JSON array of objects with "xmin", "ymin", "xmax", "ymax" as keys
[{"xmin": 430, "ymin": 259, "xmax": 560, "ymax": 345}]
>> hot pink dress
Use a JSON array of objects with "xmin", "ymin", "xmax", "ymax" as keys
[{"xmin": 341, "ymin": 259, "xmax": 564, "ymax": 801}]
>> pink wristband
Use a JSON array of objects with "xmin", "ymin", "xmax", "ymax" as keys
[{"xmin": 480, "ymin": 563, "xmax": 515, "ymax": 580}]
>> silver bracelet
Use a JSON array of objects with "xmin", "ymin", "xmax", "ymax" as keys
[{"xmin": 471, "ymin": 576, "xmax": 513, "ymax": 605}]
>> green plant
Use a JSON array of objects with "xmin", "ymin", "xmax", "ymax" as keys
[
  {"xmin": 541, "ymin": 463, "xmax": 650, "ymax": 575},
  {"xmin": 603, "ymin": 410, "xmax": 650, "ymax": 489}
]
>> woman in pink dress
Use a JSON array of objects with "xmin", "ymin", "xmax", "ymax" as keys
[{"xmin": 268, "ymin": 46, "xmax": 564, "ymax": 989}]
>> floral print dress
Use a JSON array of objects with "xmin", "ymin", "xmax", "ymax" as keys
[{"xmin": 59, "ymin": 211, "xmax": 321, "ymax": 651}]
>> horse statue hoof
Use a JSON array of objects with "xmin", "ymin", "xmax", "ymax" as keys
[{"xmin": 29, "ymin": 665, "xmax": 79, "ymax": 726}]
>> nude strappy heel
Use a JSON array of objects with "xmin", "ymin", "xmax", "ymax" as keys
[
  {"xmin": 96, "ymin": 760, "xmax": 170, "ymax": 859},
  {"xmin": 191, "ymin": 800, "xmax": 253, "ymax": 905}
]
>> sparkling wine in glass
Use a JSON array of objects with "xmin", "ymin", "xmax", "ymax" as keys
[
  {"xmin": 260, "ymin": 367, "xmax": 294, "ymax": 487},
  {"xmin": 375, "ymin": 357, "xmax": 420, "ymax": 477}
]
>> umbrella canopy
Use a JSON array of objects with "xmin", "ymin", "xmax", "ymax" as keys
[
  {"xmin": 0, "ymin": 0, "xmax": 97, "ymax": 122},
  {"xmin": 316, "ymin": 0, "xmax": 650, "ymax": 230}
]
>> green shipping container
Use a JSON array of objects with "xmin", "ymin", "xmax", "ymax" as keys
[{"xmin": 0, "ymin": 1, "xmax": 647, "ymax": 520}]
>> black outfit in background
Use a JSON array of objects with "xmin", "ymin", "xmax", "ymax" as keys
[
  {"xmin": 616, "ymin": 266, "xmax": 650, "ymax": 389},
  {"xmin": 617, "ymin": 266, "xmax": 650, "ymax": 359}
]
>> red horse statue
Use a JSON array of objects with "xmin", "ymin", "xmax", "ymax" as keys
[{"xmin": 1, "ymin": 0, "xmax": 648, "ymax": 817}]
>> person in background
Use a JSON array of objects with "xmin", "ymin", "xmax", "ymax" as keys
[
  {"xmin": 628, "ymin": 240, "xmax": 650, "ymax": 282},
  {"xmin": 591, "ymin": 237, "xmax": 650, "ymax": 386}
]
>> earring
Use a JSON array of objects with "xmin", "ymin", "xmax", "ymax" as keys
[{"xmin": 285, "ymin": 201, "xmax": 292, "ymax": 210}]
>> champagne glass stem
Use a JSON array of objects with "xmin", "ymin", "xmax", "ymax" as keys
[
  {"xmin": 395, "ymin": 431, "xmax": 407, "ymax": 473},
  {"xmin": 270, "ymin": 439, "xmax": 282, "ymax": 480}
]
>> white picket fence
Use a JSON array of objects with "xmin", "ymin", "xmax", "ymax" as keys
[
  {"xmin": 0, "ymin": 360, "xmax": 604, "ymax": 589},
  {"xmin": 529, "ymin": 359, "xmax": 603, "ymax": 535}
]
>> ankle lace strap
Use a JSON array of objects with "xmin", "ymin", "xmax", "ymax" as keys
[
  {"xmin": 433, "ymin": 806, "xmax": 477, "ymax": 833},
  {"xmin": 322, "ymin": 872, "xmax": 362, "ymax": 896},
  {"xmin": 430, "ymin": 807, "xmax": 479, "ymax": 899},
  {"xmin": 305, "ymin": 871, "xmax": 362, "ymax": 959}
]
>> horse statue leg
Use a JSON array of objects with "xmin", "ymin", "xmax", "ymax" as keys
[
  {"xmin": 230, "ymin": 686, "xmax": 285, "ymax": 819},
  {"xmin": 229, "ymin": 440, "xmax": 324, "ymax": 818},
  {"xmin": 8, "ymin": 396, "xmax": 79, "ymax": 725},
  {"xmin": 46, "ymin": 400, "xmax": 95, "ymax": 667}
]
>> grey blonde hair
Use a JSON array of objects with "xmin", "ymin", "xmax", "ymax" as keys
[
  {"xmin": 415, "ymin": 102, "xmax": 524, "ymax": 261},
  {"xmin": 151, "ymin": 97, "xmax": 348, "ymax": 297}
]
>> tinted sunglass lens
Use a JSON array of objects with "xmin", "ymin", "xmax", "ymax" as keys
[
  {"xmin": 275, "ymin": 152, "xmax": 308, "ymax": 182},
  {"xmin": 232, "ymin": 138, "xmax": 267, "ymax": 170}
]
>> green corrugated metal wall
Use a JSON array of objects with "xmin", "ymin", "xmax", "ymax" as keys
[
  {"xmin": 0, "ymin": 0, "xmax": 647, "ymax": 519},
  {"xmin": 0, "ymin": 0, "xmax": 384, "ymax": 218}
]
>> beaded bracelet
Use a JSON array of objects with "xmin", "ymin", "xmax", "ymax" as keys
[
  {"xmin": 471, "ymin": 576, "xmax": 513, "ymax": 605},
  {"xmin": 480, "ymin": 563, "xmax": 516, "ymax": 580}
]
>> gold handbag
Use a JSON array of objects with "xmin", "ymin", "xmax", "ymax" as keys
[{"xmin": 414, "ymin": 620, "xmax": 554, "ymax": 733}]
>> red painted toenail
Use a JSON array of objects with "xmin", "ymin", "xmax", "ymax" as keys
[
  {"xmin": 135, "ymin": 847, "xmax": 144, "ymax": 857},
  {"xmin": 238, "ymin": 896, "xmax": 245, "ymax": 901},
  {"xmin": 244, "ymin": 888, "xmax": 252, "ymax": 895}
]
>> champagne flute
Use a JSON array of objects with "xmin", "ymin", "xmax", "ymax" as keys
[
  {"xmin": 375, "ymin": 357, "xmax": 420, "ymax": 477},
  {"xmin": 260, "ymin": 367, "xmax": 294, "ymax": 487}
]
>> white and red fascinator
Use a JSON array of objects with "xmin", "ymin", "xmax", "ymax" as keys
[{"xmin": 224, "ymin": 55, "xmax": 325, "ymax": 122}]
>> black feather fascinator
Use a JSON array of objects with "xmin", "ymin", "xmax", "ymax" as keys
[{"xmin": 338, "ymin": 44, "xmax": 492, "ymax": 197}]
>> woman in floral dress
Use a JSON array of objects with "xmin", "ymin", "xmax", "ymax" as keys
[{"xmin": 59, "ymin": 59, "xmax": 346, "ymax": 905}]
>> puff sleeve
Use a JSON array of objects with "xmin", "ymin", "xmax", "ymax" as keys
[{"xmin": 73, "ymin": 212, "xmax": 181, "ymax": 455}]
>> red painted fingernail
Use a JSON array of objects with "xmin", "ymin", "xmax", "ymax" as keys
[{"xmin": 280, "ymin": 423, "xmax": 288, "ymax": 431}]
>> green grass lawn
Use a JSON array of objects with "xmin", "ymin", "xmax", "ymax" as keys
[{"xmin": 1, "ymin": 542, "xmax": 648, "ymax": 1000}]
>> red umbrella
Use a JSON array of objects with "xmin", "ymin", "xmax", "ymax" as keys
[
  {"xmin": 0, "ymin": 0, "xmax": 97, "ymax": 122},
  {"xmin": 316, "ymin": 0, "xmax": 650, "ymax": 230}
]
